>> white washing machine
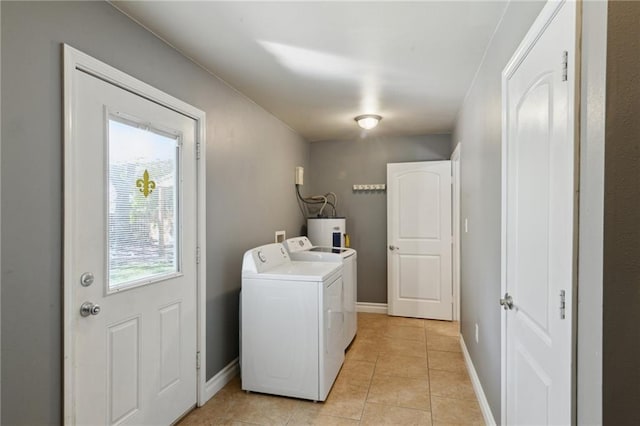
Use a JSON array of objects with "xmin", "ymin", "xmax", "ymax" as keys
[
  {"xmin": 241, "ymin": 243, "xmax": 344, "ymax": 402},
  {"xmin": 284, "ymin": 236, "xmax": 357, "ymax": 349}
]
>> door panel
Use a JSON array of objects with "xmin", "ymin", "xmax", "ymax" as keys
[
  {"xmin": 388, "ymin": 161, "xmax": 452, "ymax": 320},
  {"xmin": 159, "ymin": 302, "xmax": 182, "ymax": 392},
  {"xmin": 70, "ymin": 70, "xmax": 197, "ymax": 424},
  {"xmin": 502, "ymin": 1, "xmax": 576, "ymax": 423},
  {"xmin": 108, "ymin": 318, "xmax": 141, "ymax": 424},
  {"xmin": 398, "ymin": 255, "xmax": 441, "ymax": 300},
  {"xmin": 398, "ymin": 172, "xmax": 441, "ymax": 239},
  {"xmin": 514, "ymin": 346, "xmax": 550, "ymax": 425}
]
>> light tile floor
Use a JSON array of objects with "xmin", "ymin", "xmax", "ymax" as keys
[{"xmin": 179, "ymin": 312, "xmax": 484, "ymax": 425}]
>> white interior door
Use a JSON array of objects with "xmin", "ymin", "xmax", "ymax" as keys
[
  {"xmin": 67, "ymin": 67, "xmax": 199, "ymax": 424},
  {"xmin": 501, "ymin": 1, "xmax": 577, "ymax": 424},
  {"xmin": 387, "ymin": 161, "xmax": 452, "ymax": 320}
]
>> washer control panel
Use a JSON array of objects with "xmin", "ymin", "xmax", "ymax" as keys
[{"xmin": 242, "ymin": 243, "xmax": 291, "ymax": 273}]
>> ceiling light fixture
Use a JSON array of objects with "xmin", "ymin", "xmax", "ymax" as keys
[{"xmin": 354, "ymin": 114, "xmax": 382, "ymax": 130}]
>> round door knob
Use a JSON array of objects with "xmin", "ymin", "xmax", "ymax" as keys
[
  {"xmin": 80, "ymin": 302, "xmax": 101, "ymax": 317},
  {"xmin": 500, "ymin": 293, "xmax": 514, "ymax": 311}
]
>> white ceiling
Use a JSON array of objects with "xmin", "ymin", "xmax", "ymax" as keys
[{"xmin": 112, "ymin": 1, "xmax": 508, "ymax": 142}]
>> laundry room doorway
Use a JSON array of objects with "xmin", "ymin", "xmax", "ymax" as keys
[{"xmin": 63, "ymin": 45, "xmax": 207, "ymax": 425}]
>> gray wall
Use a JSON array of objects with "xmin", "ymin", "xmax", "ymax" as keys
[
  {"xmin": 1, "ymin": 2, "xmax": 308, "ymax": 424},
  {"xmin": 603, "ymin": 1, "xmax": 640, "ymax": 423},
  {"xmin": 308, "ymin": 134, "xmax": 451, "ymax": 303},
  {"xmin": 452, "ymin": 0, "xmax": 545, "ymax": 419}
]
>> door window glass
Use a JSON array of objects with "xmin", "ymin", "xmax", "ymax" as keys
[{"xmin": 108, "ymin": 116, "xmax": 181, "ymax": 291}]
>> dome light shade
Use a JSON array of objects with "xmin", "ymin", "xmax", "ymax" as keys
[{"xmin": 354, "ymin": 114, "xmax": 382, "ymax": 130}]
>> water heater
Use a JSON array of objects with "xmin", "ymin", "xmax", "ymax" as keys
[{"xmin": 307, "ymin": 218, "xmax": 346, "ymax": 248}]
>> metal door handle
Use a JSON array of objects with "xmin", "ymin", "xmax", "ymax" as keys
[
  {"xmin": 388, "ymin": 245, "xmax": 399, "ymax": 251},
  {"xmin": 80, "ymin": 302, "xmax": 101, "ymax": 317},
  {"xmin": 500, "ymin": 293, "xmax": 514, "ymax": 310}
]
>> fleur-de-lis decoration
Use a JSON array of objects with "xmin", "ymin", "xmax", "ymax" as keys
[{"xmin": 136, "ymin": 169, "xmax": 156, "ymax": 198}]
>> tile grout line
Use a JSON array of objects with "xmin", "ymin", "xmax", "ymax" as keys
[
  {"xmin": 358, "ymin": 333, "xmax": 381, "ymax": 425},
  {"xmin": 425, "ymin": 326, "xmax": 435, "ymax": 426}
]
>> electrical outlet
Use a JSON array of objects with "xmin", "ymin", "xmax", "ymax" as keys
[
  {"xmin": 475, "ymin": 323, "xmax": 479, "ymax": 343},
  {"xmin": 275, "ymin": 230, "xmax": 286, "ymax": 243}
]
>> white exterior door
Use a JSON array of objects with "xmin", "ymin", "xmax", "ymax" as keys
[
  {"xmin": 501, "ymin": 1, "xmax": 577, "ymax": 424},
  {"xmin": 387, "ymin": 161, "xmax": 452, "ymax": 320},
  {"xmin": 66, "ymin": 63, "xmax": 199, "ymax": 423}
]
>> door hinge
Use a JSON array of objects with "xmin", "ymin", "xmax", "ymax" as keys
[
  {"xmin": 196, "ymin": 351, "xmax": 201, "ymax": 370},
  {"xmin": 196, "ymin": 142, "xmax": 201, "ymax": 159},
  {"xmin": 562, "ymin": 51, "xmax": 568, "ymax": 82},
  {"xmin": 559, "ymin": 290, "xmax": 566, "ymax": 319},
  {"xmin": 196, "ymin": 246, "xmax": 201, "ymax": 264}
]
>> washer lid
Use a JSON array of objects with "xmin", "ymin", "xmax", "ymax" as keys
[
  {"xmin": 309, "ymin": 247, "xmax": 354, "ymax": 256},
  {"xmin": 242, "ymin": 260, "xmax": 342, "ymax": 282}
]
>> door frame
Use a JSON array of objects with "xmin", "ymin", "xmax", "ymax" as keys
[
  {"xmin": 62, "ymin": 44, "xmax": 208, "ymax": 423},
  {"xmin": 500, "ymin": 0, "xmax": 580, "ymax": 423},
  {"xmin": 451, "ymin": 143, "xmax": 461, "ymax": 321}
]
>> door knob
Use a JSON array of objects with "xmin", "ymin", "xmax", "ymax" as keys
[
  {"xmin": 388, "ymin": 245, "xmax": 398, "ymax": 251},
  {"xmin": 80, "ymin": 302, "xmax": 101, "ymax": 317},
  {"xmin": 500, "ymin": 293, "xmax": 514, "ymax": 310}
]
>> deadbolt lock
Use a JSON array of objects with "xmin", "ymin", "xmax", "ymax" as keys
[{"xmin": 80, "ymin": 272, "xmax": 94, "ymax": 287}]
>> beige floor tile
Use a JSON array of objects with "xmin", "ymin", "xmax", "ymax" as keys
[
  {"xmin": 357, "ymin": 313, "xmax": 389, "ymax": 330},
  {"xmin": 335, "ymin": 359, "xmax": 375, "ymax": 388},
  {"xmin": 384, "ymin": 325, "xmax": 427, "ymax": 342},
  {"xmin": 179, "ymin": 377, "xmax": 241, "ymax": 423},
  {"xmin": 427, "ymin": 335, "xmax": 461, "ymax": 353},
  {"xmin": 427, "ymin": 351, "xmax": 466, "ymax": 372},
  {"xmin": 345, "ymin": 337, "xmax": 380, "ymax": 363},
  {"xmin": 222, "ymin": 391, "xmax": 298, "ymax": 425},
  {"xmin": 355, "ymin": 326, "xmax": 388, "ymax": 341},
  {"xmin": 299, "ymin": 384, "xmax": 368, "ymax": 421},
  {"xmin": 379, "ymin": 336, "xmax": 428, "ymax": 358},
  {"xmin": 367, "ymin": 374, "xmax": 431, "ymax": 411},
  {"xmin": 388, "ymin": 315, "xmax": 426, "ymax": 328},
  {"xmin": 287, "ymin": 405, "xmax": 360, "ymax": 425},
  {"xmin": 179, "ymin": 414, "xmax": 251, "ymax": 426},
  {"xmin": 360, "ymin": 402, "xmax": 432, "ymax": 425},
  {"xmin": 425, "ymin": 320, "xmax": 460, "ymax": 337},
  {"xmin": 374, "ymin": 353, "xmax": 429, "ymax": 379},
  {"xmin": 431, "ymin": 397, "xmax": 483, "ymax": 425},
  {"xmin": 429, "ymin": 369, "xmax": 476, "ymax": 401}
]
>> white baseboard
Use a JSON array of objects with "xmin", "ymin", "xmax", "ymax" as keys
[
  {"xmin": 356, "ymin": 302, "xmax": 388, "ymax": 314},
  {"xmin": 460, "ymin": 335, "xmax": 497, "ymax": 426},
  {"xmin": 202, "ymin": 357, "xmax": 239, "ymax": 404}
]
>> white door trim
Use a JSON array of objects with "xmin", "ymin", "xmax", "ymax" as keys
[
  {"xmin": 63, "ymin": 44, "xmax": 208, "ymax": 424},
  {"xmin": 500, "ymin": 1, "xmax": 579, "ymax": 423},
  {"xmin": 451, "ymin": 143, "xmax": 461, "ymax": 321}
]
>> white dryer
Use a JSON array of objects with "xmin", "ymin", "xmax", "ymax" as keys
[
  {"xmin": 284, "ymin": 236, "xmax": 357, "ymax": 349},
  {"xmin": 241, "ymin": 243, "xmax": 344, "ymax": 402}
]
